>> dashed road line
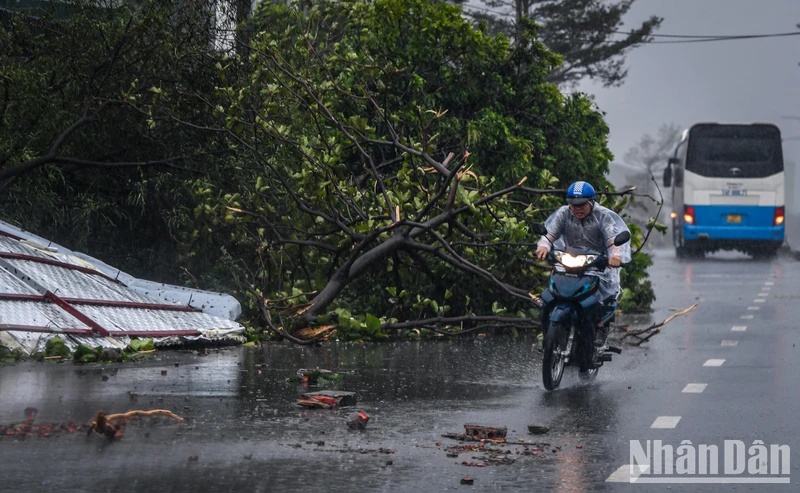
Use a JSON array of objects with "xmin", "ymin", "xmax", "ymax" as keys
[
  {"xmin": 605, "ymin": 272, "xmax": 769, "ymax": 487},
  {"xmin": 606, "ymin": 464, "xmax": 650, "ymax": 482},
  {"xmin": 682, "ymin": 383, "xmax": 707, "ymax": 393},
  {"xmin": 651, "ymin": 416, "xmax": 681, "ymax": 429}
]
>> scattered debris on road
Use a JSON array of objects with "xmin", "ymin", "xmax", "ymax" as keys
[
  {"xmin": 347, "ymin": 411, "xmax": 370, "ymax": 430},
  {"xmin": 441, "ymin": 428, "xmax": 570, "ymax": 467},
  {"xmin": 294, "ymin": 368, "xmax": 343, "ymax": 385},
  {"xmin": 527, "ymin": 424, "xmax": 549, "ymax": 435},
  {"xmin": 284, "ymin": 442, "xmax": 394, "ymax": 455},
  {"xmin": 464, "ymin": 425, "xmax": 507, "ymax": 440},
  {"xmin": 88, "ymin": 409, "xmax": 184, "ymax": 440},
  {"xmin": 460, "ymin": 476, "xmax": 474, "ymax": 485},
  {"xmin": 442, "ymin": 424, "xmax": 509, "ymax": 443},
  {"xmin": 297, "ymin": 390, "xmax": 356, "ymax": 408},
  {"xmin": 0, "ymin": 409, "xmax": 82, "ymax": 439}
]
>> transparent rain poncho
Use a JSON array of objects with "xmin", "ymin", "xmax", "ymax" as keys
[{"xmin": 536, "ymin": 203, "xmax": 632, "ymax": 301}]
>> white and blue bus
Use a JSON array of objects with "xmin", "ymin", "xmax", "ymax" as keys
[{"xmin": 663, "ymin": 123, "xmax": 785, "ymax": 258}]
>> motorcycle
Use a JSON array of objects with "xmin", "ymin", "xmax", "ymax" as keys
[{"xmin": 531, "ymin": 224, "xmax": 631, "ymax": 390}]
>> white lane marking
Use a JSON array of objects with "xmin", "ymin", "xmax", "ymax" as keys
[
  {"xmin": 747, "ymin": 306, "xmax": 760, "ymax": 311},
  {"xmin": 765, "ymin": 282, "xmax": 774, "ymax": 285},
  {"xmin": 721, "ymin": 340, "xmax": 739, "ymax": 347},
  {"xmin": 741, "ymin": 315, "xmax": 754, "ymax": 319},
  {"xmin": 731, "ymin": 326, "xmax": 747, "ymax": 332},
  {"xmin": 605, "ymin": 464, "xmax": 650, "ymax": 482},
  {"xmin": 651, "ymin": 416, "xmax": 681, "ymax": 428},
  {"xmin": 762, "ymin": 287, "xmax": 772, "ymax": 291},
  {"xmin": 704, "ymin": 359, "xmax": 726, "ymax": 367},
  {"xmin": 754, "ymin": 299, "xmax": 766, "ymax": 303},
  {"xmin": 682, "ymin": 383, "xmax": 707, "ymax": 393},
  {"xmin": 757, "ymin": 292, "xmax": 768, "ymax": 297}
]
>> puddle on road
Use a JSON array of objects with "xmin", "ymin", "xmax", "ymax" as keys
[
  {"xmin": 0, "ymin": 336, "xmax": 644, "ymax": 492},
  {"xmin": 0, "ymin": 337, "xmax": 542, "ymax": 428}
]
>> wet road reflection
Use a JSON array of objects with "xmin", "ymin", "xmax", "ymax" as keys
[
  {"xmin": 2, "ymin": 249, "xmax": 798, "ymax": 492},
  {"xmin": 0, "ymin": 335, "xmax": 630, "ymax": 492}
]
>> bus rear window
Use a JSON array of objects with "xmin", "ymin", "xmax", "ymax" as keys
[{"xmin": 686, "ymin": 126, "xmax": 783, "ymax": 178}]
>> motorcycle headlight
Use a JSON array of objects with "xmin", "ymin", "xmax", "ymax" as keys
[{"xmin": 555, "ymin": 252, "xmax": 597, "ymax": 268}]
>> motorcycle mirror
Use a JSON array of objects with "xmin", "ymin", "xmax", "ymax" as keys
[
  {"xmin": 531, "ymin": 223, "xmax": 548, "ymax": 235},
  {"xmin": 613, "ymin": 231, "xmax": 631, "ymax": 246}
]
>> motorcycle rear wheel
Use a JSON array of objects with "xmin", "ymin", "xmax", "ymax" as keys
[{"xmin": 542, "ymin": 321, "xmax": 569, "ymax": 390}]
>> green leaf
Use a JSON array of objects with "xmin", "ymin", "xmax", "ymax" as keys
[
  {"xmin": 129, "ymin": 339, "xmax": 155, "ymax": 352},
  {"xmin": 366, "ymin": 313, "xmax": 381, "ymax": 334}
]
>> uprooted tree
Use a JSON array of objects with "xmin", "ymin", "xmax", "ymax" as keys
[{"xmin": 149, "ymin": 0, "xmax": 657, "ymax": 341}]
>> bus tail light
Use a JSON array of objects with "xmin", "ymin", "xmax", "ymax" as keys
[
  {"xmin": 774, "ymin": 206, "xmax": 785, "ymax": 226},
  {"xmin": 683, "ymin": 205, "xmax": 695, "ymax": 225}
]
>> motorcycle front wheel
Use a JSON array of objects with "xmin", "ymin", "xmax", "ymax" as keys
[
  {"xmin": 579, "ymin": 326, "xmax": 600, "ymax": 380},
  {"xmin": 542, "ymin": 321, "xmax": 569, "ymax": 390}
]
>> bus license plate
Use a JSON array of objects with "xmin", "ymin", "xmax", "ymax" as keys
[{"xmin": 727, "ymin": 215, "xmax": 742, "ymax": 223}]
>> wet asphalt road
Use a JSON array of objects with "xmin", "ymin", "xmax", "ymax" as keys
[{"xmin": 1, "ymin": 249, "xmax": 799, "ymax": 492}]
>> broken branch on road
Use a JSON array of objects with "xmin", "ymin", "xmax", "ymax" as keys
[
  {"xmin": 88, "ymin": 409, "xmax": 184, "ymax": 440},
  {"xmin": 618, "ymin": 304, "xmax": 698, "ymax": 346}
]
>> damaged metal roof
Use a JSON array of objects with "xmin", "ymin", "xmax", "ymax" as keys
[{"xmin": 0, "ymin": 220, "xmax": 246, "ymax": 355}]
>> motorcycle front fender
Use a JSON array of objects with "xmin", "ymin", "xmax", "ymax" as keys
[
  {"xmin": 549, "ymin": 303, "xmax": 576, "ymax": 324},
  {"xmin": 579, "ymin": 291, "xmax": 602, "ymax": 310}
]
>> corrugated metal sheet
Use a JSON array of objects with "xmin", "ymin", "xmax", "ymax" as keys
[
  {"xmin": 0, "ymin": 269, "xmax": 38, "ymax": 295},
  {"xmin": 0, "ymin": 223, "xmax": 246, "ymax": 355},
  {"xmin": 0, "ymin": 236, "xmax": 52, "ymax": 259},
  {"xmin": 0, "ymin": 220, "xmax": 242, "ymax": 320},
  {"xmin": 78, "ymin": 305, "xmax": 243, "ymax": 334},
  {"xmin": 2, "ymin": 258, "xmax": 156, "ymax": 302},
  {"xmin": 0, "ymin": 299, "xmax": 91, "ymax": 329}
]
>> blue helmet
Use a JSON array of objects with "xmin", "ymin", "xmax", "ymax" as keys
[{"xmin": 565, "ymin": 181, "xmax": 596, "ymax": 205}]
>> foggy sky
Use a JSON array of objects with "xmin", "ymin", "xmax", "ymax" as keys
[{"xmin": 577, "ymin": 0, "xmax": 800, "ymax": 165}]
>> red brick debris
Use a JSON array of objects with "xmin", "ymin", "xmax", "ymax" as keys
[{"xmin": 1, "ymin": 416, "xmax": 82, "ymax": 439}]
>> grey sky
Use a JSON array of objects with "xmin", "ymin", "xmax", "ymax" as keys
[{"xmin": 576, "ymin": 0, "xmax": 800, "ymax": 165}]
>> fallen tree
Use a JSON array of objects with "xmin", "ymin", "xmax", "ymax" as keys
[{"xmin": 157, "ymin": 0, "xmax": 659, "ymax": 342}]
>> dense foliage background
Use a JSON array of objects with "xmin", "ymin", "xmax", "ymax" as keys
[{"xmin": 0, "ymin": 0, "xmax": 660, "ymax": 341}]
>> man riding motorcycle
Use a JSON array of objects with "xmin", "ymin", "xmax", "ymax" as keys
[{"xmin": 535, "ymin": 181, "xmax": 631, "ymax": 345}]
